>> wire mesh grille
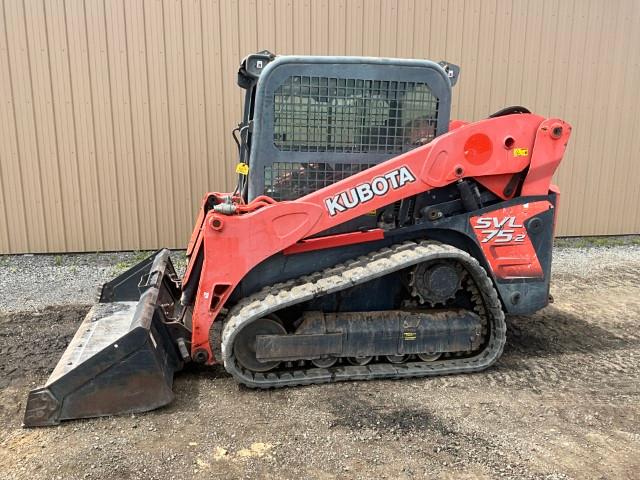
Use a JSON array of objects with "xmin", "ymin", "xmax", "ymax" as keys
[
  {"xmin": 264, "ymin": 162, "xmax": 376, "ymax": 201},
  {"xmin": 273, "ymin": 76, "xmax": 439, "ymax": 154}
]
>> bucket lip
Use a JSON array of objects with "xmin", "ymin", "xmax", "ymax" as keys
[
  {"xmin": 21, "ymin": 387, "xmax": 60, "ymax": 427},
  {"xmin": 23, "ymin": 249, "xmax": 180, "ymax": 428}
]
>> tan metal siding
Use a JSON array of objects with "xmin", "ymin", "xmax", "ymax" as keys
[{"xmin": 1, "ymin": 0, "xmax": 639, "ymax": 253}]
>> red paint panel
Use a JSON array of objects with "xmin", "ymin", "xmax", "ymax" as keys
[
  {"xmin": 283, "ymin": 229, "xmax": 384, "ymax": 255},
  {"xmin": 470, "ymin": 201, "xmax": 552, "ymax": 279},
  {"xmin": 521, "ymin": 120, "xmax": 572, "ymax": 196}
]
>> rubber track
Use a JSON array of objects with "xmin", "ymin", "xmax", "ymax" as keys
[{"xmin": 219, "ymin": 241, "xmax": 506, "ymax": 388}]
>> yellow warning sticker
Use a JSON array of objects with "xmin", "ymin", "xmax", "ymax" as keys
[
  {"xmin": 235, "ymin": 162, "xmax": 249, "ymax": 175},
  {"xmin": 513, "ymin": 148, "xmax": 529, "ymax": 157},
  {"xmin": 403, "ymin": 332, "xmax": 417, "ymax": 341}
]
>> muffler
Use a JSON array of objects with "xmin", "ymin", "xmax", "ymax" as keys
[{"xmin": 23, "ymin": 250, "xmax": 186, "ymax": 427}]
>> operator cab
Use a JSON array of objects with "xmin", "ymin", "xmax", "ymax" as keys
[{"xmin": 235, "ymin": 51, "xmax": 460, "ymax": 233}]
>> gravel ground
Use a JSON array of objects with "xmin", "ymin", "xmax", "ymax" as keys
[
  {"xmin": 0, "ymin": 244, "xmax": 637, "ymax": 314},
  {"xmin": 0, "ymin": 251, "xmax": 186, "ymax": 313},
  {"xmin": 0, "ymin": 243, "xmax": 639, "ymax": 479}
]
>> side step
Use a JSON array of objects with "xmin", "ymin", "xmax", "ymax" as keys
[{"xmin": 23, "ymin": 250, "xmax": 184, "ymax": 427}]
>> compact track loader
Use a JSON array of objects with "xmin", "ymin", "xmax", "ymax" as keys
[{"xmin": 24, "ymin": 52, "xmax": 571, "ymax": 426}]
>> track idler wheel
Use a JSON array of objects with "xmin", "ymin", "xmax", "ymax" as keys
[
  {"xmin": 311, "ymin": 357, "xmax": 337, "ymax": 368},
  {"xmin": 418, "ymin": 352, "xmax": 441, "ymax": 362},
  {"xmin": 348, "ymin": 356, "xmax": 373, "ymax": 366},
  {"xmin": 234, "ymin": 318, "xmax": 286, "ymax": 372},
  {"xmin": 386, "ymin": 355, "xmax": 408, "ymax": 364}
]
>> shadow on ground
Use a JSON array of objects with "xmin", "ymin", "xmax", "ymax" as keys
[{"xmin": 505, "ymin": 305, "xmax": 633, "ymax": 359}]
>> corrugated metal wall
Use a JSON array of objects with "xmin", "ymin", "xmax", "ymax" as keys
[{"xmin": 1, "ymin": 0, "xmax": 639, "ymax": 254}]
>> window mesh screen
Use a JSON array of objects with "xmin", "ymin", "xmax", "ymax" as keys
[
  {"xmin": 273, "ymin": 76, "xmax": 439, "ymax": 153},
  {"xmin": 264, "ymin": 162, "xmax": 376, "ymax": 201}
]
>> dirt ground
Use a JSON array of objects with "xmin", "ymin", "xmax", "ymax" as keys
[{"xmin": 0, "ymin": 248, "xmax": 639, "ymax": 479}]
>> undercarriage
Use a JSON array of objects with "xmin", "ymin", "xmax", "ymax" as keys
[{"xmin": 219, "ymin": 241, "xmax": 506, "ymax": 388}]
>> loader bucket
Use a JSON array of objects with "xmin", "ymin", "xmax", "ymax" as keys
[{"xmin": 23, "ymin": 249, "xmax": 184, "ymax": 427}]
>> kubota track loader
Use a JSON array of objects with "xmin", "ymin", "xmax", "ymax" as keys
[{"xmin": 24, "ymin": 52, "xmax": 571, "ymax": 426}]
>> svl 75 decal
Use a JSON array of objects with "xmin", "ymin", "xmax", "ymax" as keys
[{"xmin": 473, "ymin": 216, "xmax": 526, "ymax": 244}]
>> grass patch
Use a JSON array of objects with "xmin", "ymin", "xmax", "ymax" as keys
[
  {"xmin": 112, "ymin": 250, "xmax": 154, "ymax": 273},
  {"xmin": 555, "ymin": 235, "xmax": 640, "ymax": 248},
  {"xmin": 113, "ymin": 261, "xmax": 130, "ymax": 273},
  {"xmin": 132, "ymin": 250, "xmax": 152, "ymax": 262}
]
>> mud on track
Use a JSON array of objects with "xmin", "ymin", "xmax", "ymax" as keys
[{"xmin": 0, "ymin": 248, "xmax": 639, "ymax": 479}]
